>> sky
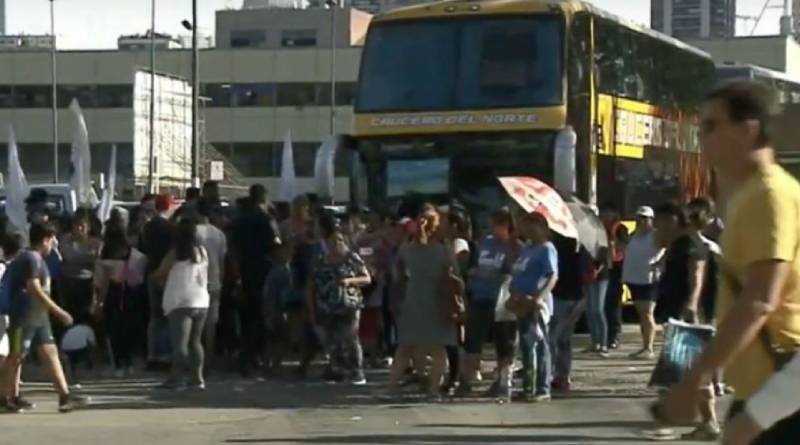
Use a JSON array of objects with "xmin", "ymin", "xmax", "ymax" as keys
[{"xmin": 4, "ymin": 0, "xmax": 785, "ymax": 49}]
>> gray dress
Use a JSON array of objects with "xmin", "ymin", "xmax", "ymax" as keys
[{"xmin": 396, "ymin": 242, "xmax": 457, "ymax": 346}]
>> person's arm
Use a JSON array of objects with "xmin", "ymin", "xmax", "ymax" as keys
[
  {"xmin": 684, "ymin": 258, "xmax": 707, "ymax": 323},
  {"xmin": 343, "ymin": 254, "xmax": 372, "ymax": 288},
  {"xmin": 28, "ymin": 277, "xmax": 72, "ymax": 326},
  {"xmin": 153, "ymin": 249, "xmax": 176, "ymax": 285},
  {"xmin": 685, "ymin": 260, "xmax": 790, "ymax": 387}
]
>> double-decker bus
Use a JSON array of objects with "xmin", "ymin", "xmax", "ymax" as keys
[{"xmin": 348, "ymin": 0, "xmax": 717, "ymax": 223}]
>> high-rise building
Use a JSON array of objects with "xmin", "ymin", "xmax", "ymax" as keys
[{"xmin": 651, "ymin": 0, "xmax": 736, "ymax": 39}]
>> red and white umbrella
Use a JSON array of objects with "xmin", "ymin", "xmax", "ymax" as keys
[{"xmin": 498, "ymin": 176, "xmax": 579, "ymax": 240}]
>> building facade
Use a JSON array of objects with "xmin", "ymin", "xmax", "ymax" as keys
[{"xmin": 651, "ymin": 0, "xmax": 736, "ymax": 39}]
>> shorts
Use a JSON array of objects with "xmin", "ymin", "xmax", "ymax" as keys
[
  {"xmin": 464, "ymin": 305, "xmax": 495, "ymax": 354},
  {"xmin": 207, "ymin": 290, "xmax": 222, "ymax": 325},
  {"xmin": 358, "ymin": 307, "xmax": 381, "ymax": 342},
  {"xmin": 8, "ymin": 317, "xmax": 55, "ymax": 356},
  {"xmin": 627, "ymin": 283, "xmax": 655, "ymax": 302}
]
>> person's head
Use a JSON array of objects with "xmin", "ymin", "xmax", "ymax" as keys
[
  {"xmin": 29, "ymin": 222, "xmax": 58, "ymax": 256},
  {"xmin": 653, "ymin": 201, "xmax": 689, "ymax": 248},
  {"xmin": 174, "ymin": 218, "xmax": 201, "ymax": 263},
  {"xmin": 2, "ymin": 233, "xmax": 24, "ymax": 260},
  {"xmin": 202, "ymin": 180, "xmax": 220, "ymax": 201},
  {"xmin": 491, "ymin": 207, "xmax": 516, "ymax": 242},
  {"xmin": 701, "ymin": 80, "xmax": 778, "ymax": 178},
  {"xmin": 448, "ymin": 209, "xmax": 471, "ymax": 241},
  {"xmin": 71, "ymin": 214, "xmax": 91, "ymax": 239},
  {"xmin": 249, "ymin": 184, "xmax": 268, "ymax": 208},
  {"xmin": 155, "ymin": 194, "xmax": 173, "ymax": 214},
  {"xmin": 140, "ymin": 193, "xmax": 157, "ymax": 211},
  {"xmin": 415, "ymin": 203, "xmax": 440, "ymax": 244},
  {"xmin": 291, "ymin": 195, "xmax": 311, "ymax": 222},
  {"xmin": 687, "ymin": 197, "xmax": 716, "ymax": 231},
  {"xmin": 318, "ymin": 211, "xmax": 348, "ymax": 256},
  {"xmin": 517, "ymin": 210, "xmax": 550, "ymax": 244},
  {"xmin": 185, "ymin": 187, "xmax": 201, "ymax": 203},
  {"xmin": 634, "ymin": 206, "xmax": 655, "ymax": 232}
]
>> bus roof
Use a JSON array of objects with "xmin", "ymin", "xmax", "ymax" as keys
[
  {"xmin": 718, "ymin": 63, "xmax": 800, "ymax": 85},
  {"xmin": 373, "ymin": 0, "xmax": 711, "ymax": 60}
]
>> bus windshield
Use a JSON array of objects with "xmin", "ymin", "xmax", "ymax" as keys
[{"xmin": 356, "ymin": 16, "xmax": 564, "ymax": 113}]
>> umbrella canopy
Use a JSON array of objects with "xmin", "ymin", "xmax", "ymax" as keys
[
  {"xmin": 562, "ymin": 193, "xmax": 609, "ymax": 260},
  {"xmin": 498, "ymin": 176, "xmax": 578, "ymax": 240}
]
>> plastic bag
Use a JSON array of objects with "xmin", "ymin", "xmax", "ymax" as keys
[
  {"xmin": 649, "ymin": 319, "xmax": 715, "ymax": 388},
  {"xmin": 494, "ymin": 278, "xmax": 516, "ymax": 322}
]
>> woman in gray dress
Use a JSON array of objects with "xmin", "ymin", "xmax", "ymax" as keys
[{"xmin": 387, "ymin": 204, "xmax": 456, "ymax": 398}]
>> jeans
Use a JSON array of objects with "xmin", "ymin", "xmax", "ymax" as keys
[
  {"xmin": 586, "ymin": 280, "xmax": 609, "ymax": 348},
  {"xmin": 518, "ymin": 316, "xmax": 552, "ymax": 396},
  {"xmin": 551, "ymin": 299, "xmax": 579, "ymax": 381},
  {"xmin": 168, "ymin": 308, "xmax": 208, "ymax": 383}
]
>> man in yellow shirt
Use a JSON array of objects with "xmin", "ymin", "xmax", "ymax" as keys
[{"xmin": 659, "ymin": 81, "xmax": 800, "ymax": 444}]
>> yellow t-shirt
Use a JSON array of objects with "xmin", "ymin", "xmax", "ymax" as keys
[{"xmin": 717, "ymin": 163, "xmax": 800, "ymax": 400}]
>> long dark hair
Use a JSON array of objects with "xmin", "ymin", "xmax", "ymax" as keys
[
  {"xmin": 174, "ymin": 218, "xmax": 202, "ymax": 263},
  {"xmin": 101, "ymin": 225, "xmax": 130, "ymax": 260}
]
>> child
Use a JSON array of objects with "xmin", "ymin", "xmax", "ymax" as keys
[{"xmin": 60, "ymin": 315, "xmax": 96, "ymax": 383}]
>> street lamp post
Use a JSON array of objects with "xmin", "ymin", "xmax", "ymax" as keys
[
  {"xmin": 148, "ymin": 0, "xmax": 156, "ymax": 193},
  {"xmin": 327, "ymin": 0, "xmax": 336, "ymax": 136},
  {"xmin": 49, "ymin": 0, "xmax": 58, "ymax": 183},
  {"xmin": 183, "ymin": 0, "xmax": 200, "ymax": 187}
]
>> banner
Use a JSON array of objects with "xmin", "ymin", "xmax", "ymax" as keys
[
  {"xmin": 6, "ymin": 125, "xmax": 29, "ymax": 232},
  {"xmin": 649, "ymin": 319, "xmax": 715, "ymax": 388},
  {"xmin": 69, "ymin": 99, "xmax": 98, "ymax": 207},
  {"xmin": 97, "ymin": 144, "xmax": 117, "ymax": 222},
  {"xmin": 314, "ymin": 136, "xmax": 337, "ymax": 200},
  {"xmin": 278, "ymin": 129, "xmax": 296, "ymax": 202}
]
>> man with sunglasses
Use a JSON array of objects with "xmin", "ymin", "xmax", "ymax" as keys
[{"xmin": 657, "ymin": 81, "xmax": 800, "ymax": 444}]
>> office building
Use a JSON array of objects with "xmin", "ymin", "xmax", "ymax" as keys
[
  {"xmin": 686, "ymin": 35, "xmax": 800, "ymax": 78},
  {"xmin": 0, "ymin": 7, "xmax": 368, "ymax": 200},
  {"xmin": 651, "ymin": 0, "xmax": 736, "ymax": 39},
  {"xmin": 0, "ymin": 0, "xmax": 5, "ymax": 36}
]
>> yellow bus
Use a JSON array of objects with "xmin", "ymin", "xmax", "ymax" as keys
[{"xmin": 348, "ymin": 0, "xmax": 716, "ymax": 223}]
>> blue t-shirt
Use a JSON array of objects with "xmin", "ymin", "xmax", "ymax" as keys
[
  {"xmin": 469, "ymin": 236, "xmax": 514, "ymax": 308},
  {"xmin": 510, "ymin": 242, "xmax": 558, "ymax": 319}
]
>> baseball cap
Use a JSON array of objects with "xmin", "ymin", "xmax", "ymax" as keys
[{"xmin": 636, "ymin": 206, "xmax": 655, "ymax": 219}]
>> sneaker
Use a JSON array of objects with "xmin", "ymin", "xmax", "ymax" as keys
[
  {"xmin": 440, "ymin": 378, "xmax": 455, "ymax": 396},
  {"xmin": 1, "ymin": 397, "xmax": 23, "ymax": 413},
  {"xmin": 681, "ymin": 423, "xmax": 721, "ymax": 441},
  {"xmin": 533, "ymin": 393, "xmax": 552, "ymax": 403},
  {"xmin": 608, "ymin": 341, "xmax": 619, "ymax": 350},
  {"xmin": 12, "ymin": 395, "xmax": 36, "ymax": 411},
  {"xmin": 58, "ymin": 394, "xmax": 90, "ymax": 413},
  {"xmin": 642, "ymin": 427, "xmax": 680, "ymax": 441},
  {"xmin": 597, "ymin": 348, "xmax": 610, "ymax": 358},
  {"xmin": 350, "ymin": 371, "xmax": 367, "ymax": 386}
]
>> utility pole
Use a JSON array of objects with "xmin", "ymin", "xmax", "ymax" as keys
[
  {"xmin": 49, "ymin": 0, "xmax": 58, "ymax": 183},
  {"xmin": 148, "ymin": 0, "xmax": 156, "ymax": 193},
  {"xmin": 191, "ymin": 0, "xmax": 200, "ymax": 187}
]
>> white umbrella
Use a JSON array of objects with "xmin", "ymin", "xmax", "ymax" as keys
[
  {"xmin": 97, "ymin": 144, "xmax": 117, "ymax": 222},
  {"xmin": 6, "ymin": 124, "xmax": 29, "ymax": 232},
  {"xmin": 69, "ymin": 99, "xmax": 98, "ymax": 207},
  {"xmin": 278, "ymin": 129, "xmax": 296, "ymax": 202}
]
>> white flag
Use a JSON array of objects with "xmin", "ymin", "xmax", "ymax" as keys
[
  {"xmin": 97, "ymin": 144, "xmax": 117, "ymax": 223},
  {"xmin": 69, "ymin": 99, "xmax": 98, "ymax": 207},
  {"xmin": 6, "ymin": 125, "xmax": 29, "ymax": 232},
  {"xmin": 278, "ymin": 129, "xmax": 296, "ymax": 202},
  {"xmin": 313, "ymin": 136, "xmax": 338, "ymax": 200}
]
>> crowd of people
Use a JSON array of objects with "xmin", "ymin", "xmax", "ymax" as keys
[{"xmin": 0, "ymin": 80, "xmax": 798, "ymax": 445}]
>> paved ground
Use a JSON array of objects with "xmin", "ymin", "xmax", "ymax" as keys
[{"xmin": 1, "ymin": 330, "xmax": 726, "ymax": 444}]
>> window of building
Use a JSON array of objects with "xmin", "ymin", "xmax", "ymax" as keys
[
  {"xmin": 281, "ymin": 29, "xmax": 317, "ymax": 48},
  {"xmin": 57, "ymin": 85, "xmax": 96, "ymax": 108},
  {"xmin": 291, "ymin": 142, "xmax": 318, "ymax": 177},
  {"xmin": 230, "ymin": 30, "xmax": 266, "ymax": 48},
  {"xmin": 202, "ymin": 84, "xmax": 233, "ymax": 107},
  {"xmin": 231, "ymin": 83, "xmax": 276, "ymax": 107},
  {"xmin": 13, "ymin": 85, "xmax": 52, "ymax": 108},
  {"xmin": 317, "ymin": 82, "xmax": 358, "ymax": 106},
  {"xmin": 94, "ymin": 84, "xmax": 133, "ymax": 108},
  {"xmin": 276, "ymin": 83, "xmax": 317, "ymax": 107},
  {"xmin": 0, "ymin": 86, "xmax": 12, "ymax": 108},
  {"xmin": 231, "ymin": 142, "xmax": 276, "ymax": 176}
]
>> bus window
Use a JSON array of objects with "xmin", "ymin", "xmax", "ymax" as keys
[{"xmin": 357, "ymin": 16, "xmax": 563, "ymax": 113}]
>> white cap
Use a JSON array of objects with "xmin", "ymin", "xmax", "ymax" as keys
[{"xmin": 636, "ymin": 206, "xmax": 655, "ymax": 218}]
